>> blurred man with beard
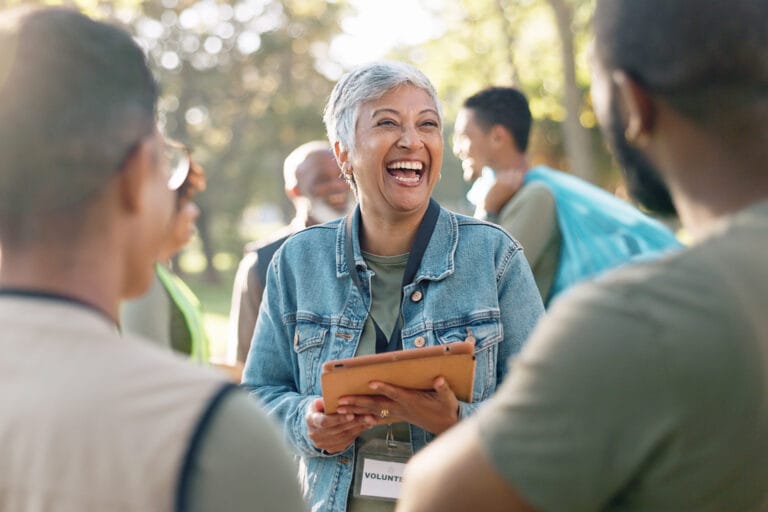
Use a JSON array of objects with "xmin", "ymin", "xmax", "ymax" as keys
[
  {"xmin": 228, "ymin": 141, "xmax": 351, "ymax": 366},
  {"xmin": 397, "ymin": 0, "xmax": 768, "ymax": 510}
]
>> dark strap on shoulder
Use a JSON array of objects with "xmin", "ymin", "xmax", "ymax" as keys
[
  {"xmin": 175, "ymin": 382, "xmax": 237, "ymax": 512},
  {"xmin": 345, "ymin": 199, "xmax": 440, "ymax": 353},
  {"xmin": 254, "ymin": 235, "xmax": 291, "ymax": 289}
]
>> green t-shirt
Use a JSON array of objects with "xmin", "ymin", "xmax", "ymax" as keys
[
  {"xmin": 349, "ymin": 252, "xmax": 410, "ymax": 512},
  {"xmin": 355, "ymin": 252, "xmax": 408, "ymax": 357},
  {"xmin": 498, "ymin": 180, "xmax": 561, "ymax": 303},
  {"xmin": 475, "ymin": 200, "xmax": 768, "ymax": 511}
]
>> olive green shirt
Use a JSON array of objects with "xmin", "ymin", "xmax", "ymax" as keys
[
  {"xmin": 497, "ymin": 181, "xmax": 561, "ymax": 303},
  {"xmin": 349, "ymin": 252, "xmax": 409, "ymax": 512},
  {"xmin": 476, "ymin": 200, "xmax": 768, "ymax": 511}
]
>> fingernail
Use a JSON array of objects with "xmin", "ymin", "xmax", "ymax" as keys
[
  {"xmin": 337, "ymin": 408, "xmax": 347, "ymax": 414},
  {"xmin": 369, "ymin": 383, "xmax": 379, "ymax": 390}
]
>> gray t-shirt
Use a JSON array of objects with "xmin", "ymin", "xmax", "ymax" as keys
[
  {"xmin": 186, "ymin": 389, "xmax": 307, "ymax": 511},
  {"xmin": 475, "ymin": 200, "xmax": 768, "ymax": 511}
]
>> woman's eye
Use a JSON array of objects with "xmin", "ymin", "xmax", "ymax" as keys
[
  {"xmin": 422, "ymin": 120, "xmax": 439, "ymax": 128},
  {"xmin": 377, "ymin": 119, "xmax": 397, "ymax": 127}
]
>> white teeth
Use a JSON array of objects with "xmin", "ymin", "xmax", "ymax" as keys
[
  {"xmin": 393, "ymin": 174, "xmax": 420, "ymax": 184},
  {"xmin": 388, "ymin": 161, "xmax": 423, "ymax": 170}
]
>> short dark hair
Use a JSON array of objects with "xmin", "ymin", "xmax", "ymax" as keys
[
  {"xmin": 0, "ymin": 7, "xmax": 158, "ymax": 225},
  {"xmin": 593, "ymin": 0, "xmax": 768, "ymax": 128},
  {"xmin": 462, "ymin": 87, "xmax": 532, "ymax": 152}
]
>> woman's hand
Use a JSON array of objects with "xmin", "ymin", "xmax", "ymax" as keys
[
  {"xmin": 336, "ymin": 377, "xmax": 460, "ymax": 435},
  {"xmin": 306, "ymin": 398, "xmax": 376, "ymax": 454},
  {"xmin": 481, "ymin": 170, "xmax": 525, "ymax": 217}
]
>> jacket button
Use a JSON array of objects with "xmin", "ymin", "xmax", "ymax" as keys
[
  {"xmin": 410, "ymin": 290, "xmax": 423, "ymax": 302},
  {"xmin": 414, "ymin": 336, "xmax": 426, "ymax": 347}
]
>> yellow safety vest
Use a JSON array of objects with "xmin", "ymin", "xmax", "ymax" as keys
[{"xmin": 156, "ymin": 264, "xmax": 210, "ymax": 363}]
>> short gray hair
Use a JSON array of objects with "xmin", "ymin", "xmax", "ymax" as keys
[{"xmin": 323, "ymin": 61, "xmax": 443, "ymax": 153}]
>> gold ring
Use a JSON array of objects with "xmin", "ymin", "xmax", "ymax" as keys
[{"xmin": 379, "ymin": 409, "xmax": 390, "ymax": 419}]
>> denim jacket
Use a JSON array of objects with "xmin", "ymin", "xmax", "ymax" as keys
[{"xmin": 242, "ymin": 204, "xmax": 544, "ymax": 512}]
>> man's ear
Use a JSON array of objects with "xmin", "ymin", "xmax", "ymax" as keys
[
  {"xmin": 613, "ymin": 70, "xmax": 655, "ymax": 145},
  {"xmin": 491, "ymin": 124, "xmax": 520, "ymax": 153},
  {"xmin": 286, "ymin": 184, "xmax": 301, "ymax": 200},
  {"xmin": 117, "ymin": 138, "xmax": 154, "ymax": 214}
]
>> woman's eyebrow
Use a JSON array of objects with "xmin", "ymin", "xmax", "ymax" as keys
[
  {"xmin": 371, "ymin": 108, "xmax": 399, "ymax": 118},
  {"xmin": 370, "ymin": 107, "xmax": 439, "ymax": 117}
]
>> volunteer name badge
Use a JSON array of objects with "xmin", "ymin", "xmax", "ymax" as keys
[
  {"xmin": 353, "ymin": 435, "xmax": 412, "ymax": 501},
  {"xmin": 359, "ymin": 457, "xmax": 406, "ymax": 500}
]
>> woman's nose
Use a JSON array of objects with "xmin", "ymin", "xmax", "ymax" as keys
[{"xmin": 397, "ymin": 125, "xmax": 424, "ymax": 150}]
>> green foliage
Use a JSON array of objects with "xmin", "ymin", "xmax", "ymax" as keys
[
  {"xmin": 124, "ymin": 1, "xmax": 343, "ymax": 259},
  {"xmin": 2, "ymin": 0, "xmax": 627, "ymax": 272}
]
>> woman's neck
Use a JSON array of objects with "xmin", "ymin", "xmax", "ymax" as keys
[{"xmin": 358, "ymin": 206, "xmax": 426, "ymax": 256}]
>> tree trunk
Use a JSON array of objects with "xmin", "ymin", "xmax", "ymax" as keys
[
  {"xmin": 196, "ymin": 208, "xmax": 220, "ymax": 284},
  {"xmin": 547, "ymin": 0, "xmax": 596, "ymax": 182},
  {"xmin": 494, "ymin": 0, "xmax": 520, "ymax": 85}
]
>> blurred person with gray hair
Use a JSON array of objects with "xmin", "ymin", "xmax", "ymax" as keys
[
  {"xmin": 242, "ymin": 61, "xmax": 543, "ymax": 511},
  {"xmin": 0, "ymin": 6, "xmax": 305, "ymax": 511},
  {"xmin": 227, "ymin": 141, "xmax": 352, "ymax": 368},
  {"xmin": 397, "ymin": 1, "xmax": 768, "ymax": 510}
]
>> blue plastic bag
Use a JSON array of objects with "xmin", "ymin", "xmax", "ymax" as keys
[{"xmin": 525, "ymin": 166, "xmax": 682, "ymax": 302}]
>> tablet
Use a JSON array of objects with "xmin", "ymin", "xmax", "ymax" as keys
[{"xmin": 321, "ymin": 342, "xmax": 476, "ymax": 416}]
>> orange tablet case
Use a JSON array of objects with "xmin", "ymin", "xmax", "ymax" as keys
[{"xmin": 321, "ymin": 342, "xmax": 476, "ymax": 416}]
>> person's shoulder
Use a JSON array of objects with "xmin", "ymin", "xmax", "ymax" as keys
[
  {"xmin": 204, "ymin": 387, "xmax": 277, "ymax": 431},
  {"xmin": 180, "ymin": 387, "xmax": 306, "ymax": 512},
  {"xmin": 243, "ymin": 225, "xmax": 296, "ymax": 254},
  {"xmin": 451, "ymin": 208, "xmax": 523, "ymax": 251},
  {"xmin": 119, "ymin": 331, "xmax": 228, "ymax": 383},
  {"xmin": 279, "ymin": 217, "xmax": 341, "ymax": 248},
  {"xmin": 518, "ymin": 179, "xmax": 554, "ymax": 199},
  {"xmin": 549, "ymin": 236, "xmax": 752, "ymax": 340}
]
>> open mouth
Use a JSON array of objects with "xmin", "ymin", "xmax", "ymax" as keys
[{"xmin": 386, "ymin": 160, "xmax": 425, "ymax": 185}]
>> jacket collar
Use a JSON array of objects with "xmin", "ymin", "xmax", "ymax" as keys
[{"xmin": 336, "ymin": 202, "xmax": 457, "ymax": 284}]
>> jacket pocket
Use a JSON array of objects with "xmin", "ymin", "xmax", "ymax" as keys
[
  {"xmin": 434, "ymin": 311, "xmax": 502, "ymax": 402},
  {"xmin": 293, "ymin": 320, "xmax": 328, "ymax": 394}
]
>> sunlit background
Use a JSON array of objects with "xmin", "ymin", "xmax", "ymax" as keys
[{"xmin": 1, "ymin": 0, "xmax": 604, "ymax": 356}]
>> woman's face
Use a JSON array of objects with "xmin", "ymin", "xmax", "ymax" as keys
[
  {"xmin": 160, "ymin": 199, "xmax": 200, "ymax": 260},
  {"xmin": 341, "ymin": 84, "xmax": 443, "ymax": 220}
]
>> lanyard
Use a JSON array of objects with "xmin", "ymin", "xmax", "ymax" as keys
[{"xmin": 344, "ymin": 199, "xmax": 440, "ymax": 353}]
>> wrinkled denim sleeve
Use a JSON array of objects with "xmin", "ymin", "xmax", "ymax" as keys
[
  {"xmin": 241, "ymin": 255, "xmax": 323, "ymax": 459},
  {"xmin": 459, "ymin": 241, "xmax": 543, "ymax": 420}
]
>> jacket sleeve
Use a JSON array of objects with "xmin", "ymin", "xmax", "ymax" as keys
[
  {"xmin": 240, "ymin": 254, "xmax": 326, "ymax": 459},
  {"xmin": 459, "ymin": 241, "xmax": 544, "ymax": 419}
]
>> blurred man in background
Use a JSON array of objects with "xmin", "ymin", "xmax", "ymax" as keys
[
  {"xmin": 399, "ymin": 0, "xmax": 768, "ymax": 510},
  {"xmin": 228, "ymin": 140, "xmax": 351, "ymax": 366},
  {"xmin": 454, "ymin": 86, "xmax": 679, "ymax": 306},
  {"xmin": 0, "ymin": 7, "xmax": 304, "ymax": 510}
]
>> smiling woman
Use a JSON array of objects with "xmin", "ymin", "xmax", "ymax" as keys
[
  {"xmin": 338, "ymin": 83, "xmax": 444, "ymax": 253},
  {"xmin": 241, "ymin": 61, "xmax": 545, "ymax": 512}
]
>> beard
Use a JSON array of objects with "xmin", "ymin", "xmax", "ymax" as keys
[
  {"xmin": 308, "ymin": 196, "xmax": 353, "ymax": 224},
  {"xmin": 602, "ymin": 96, "xmax": 678, "ymax": 216}
]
